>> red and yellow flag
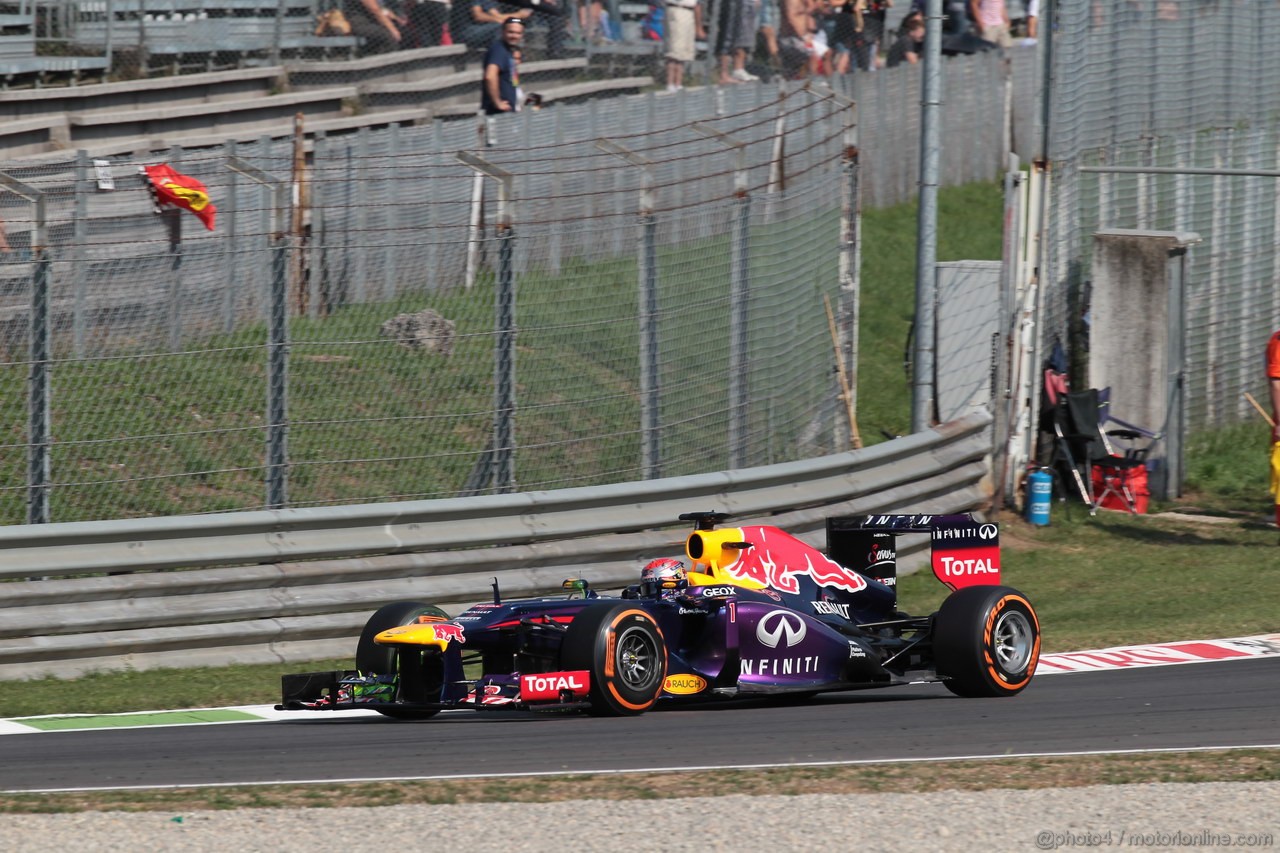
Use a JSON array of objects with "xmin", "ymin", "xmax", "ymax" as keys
[{"xmin": 144, "ymin": 164, "xmax": 217, "ymax": 231}]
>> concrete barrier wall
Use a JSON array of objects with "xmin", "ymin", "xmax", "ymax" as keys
[{"xmin": 0, "ymin": 411, "xmax": 993, "ymax": 680}]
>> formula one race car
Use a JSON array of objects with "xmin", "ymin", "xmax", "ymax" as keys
[{"xmin": 277, "ymin": 512, "xmax": 1040, "ymax": 718}]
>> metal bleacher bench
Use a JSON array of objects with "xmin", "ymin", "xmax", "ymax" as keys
[
  {"xmin": 0, "ymin": 14, "xmax": 108, "ymax": 86},
  {"xmin": 71, "ymin": 0, "xmax": 359, "ymax": 61}
]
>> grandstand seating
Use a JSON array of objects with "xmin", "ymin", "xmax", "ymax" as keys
[
  {"xmin": 0, "ymin": 65, "xmax": 284, "ymax": 118},
  {"xmin": 0, "ymin": 6, "xmax": 659, "ymax": 159},
  {"xmin": 68, "ymin": 84, "xmax": 359, "ymax": 142},
  {"xmin": 284, "ymin": 44, "xmax": 466, "ymax": 88},
  {"xmin": 0, "ymin": 12, "xmax": 108, "ymax": 87},
  {"xmin": 71, "ymin": 0, "xmax": 358, "ymax": 72},
  {"xmin": 363, "ymin": 56, "xmax": 588, "ymax": 110}
]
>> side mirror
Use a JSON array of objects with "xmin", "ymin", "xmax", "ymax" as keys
[{"xmin": 562, "ymin": 578, "xmax": 590, "ymax": 598}]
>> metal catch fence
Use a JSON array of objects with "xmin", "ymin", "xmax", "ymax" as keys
[
  {"xmin": 1039, "ymin": 0, "xmax": 1280, "ymax": 432},
  {"xmin": 0, "ymin": 85, "xmax": 861, "ymax": 523}
]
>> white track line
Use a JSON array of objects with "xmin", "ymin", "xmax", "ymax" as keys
[{"xmin": 4, "ymin": 633, "xmax": 1279, "ymax": 736}]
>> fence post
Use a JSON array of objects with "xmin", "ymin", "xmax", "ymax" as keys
[
  {"xmin": 309, "ymin": 131, "xmax": 326, "ymax": 318},
  {"xmin": 383, "ymin": 123, "xmax": 399, "ymax": 301},
  {"xmin": 167, "ymin": 146, "xmax": 184, "ymax": 352},
  {"xmin": 822, "ymin": 89, "xmax": 862, "ymax": 450},
  {"xmin": 458, "ymin": 152, "xmax": 517, "ymax": 494},
  {"xmin": 840, "ymin": 158, "xmax": 862, "ymax": 447},
  {"xmin": 692, "ymin": 122, "xmax": 750, "ymax": 469},
  {"xmin": 354, "ymin": 127, "xmax": 369, "ymax": 303},
  {"xmin": 137, "ymin": 6, "xmax": 148, "ymax": 72},
  {"xmin": 271, "ymin": 0, "xmax": 285, "ymax": 67},
  {"xmin": 0, "ymin": 173, "xmax": 50, "ymax": 523},
  {"xmin": 227, "ymin": 157, "xmax": 291, "ymax": 509},
  {"xmin": 464, "ymin": 119, "xmax": 487, "ymax": 291},
  {"xmin": 913, "ymin": 0, "xmax": 944, "ymax": 434},
  {"xmin": 993, "ymin": 157, "xmax": 1023, "ymax": 511},
  {"xmin": 597, "ymin": 138, "xmax": 660, "ymax": 479},
  {"xmin": 223, "ymin": 140, "xmax": 239, "ymax": 333},
  {"xmin": 105, "ymin": 0, "xmax": 114, "ymax": 72},
  {"xmin": 427, "ymin": 122, "xmax": 442, "ymax": 289},
  {"xmin": 72, "ymin": 151, "xmax": 88, "ymax": 358}
]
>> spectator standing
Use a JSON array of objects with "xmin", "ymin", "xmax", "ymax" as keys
[
  {"xmin": 1268, "ymin": 327, "xmax": 1280, "ymax": 443},
  {"xmin": 579, "ymin": 0, "xmax": 604, "ymax": 42},
  {"xmin": 716, "ymin": 0, "xmax": 762, "ymax": 83},
  {"xmin": 851, "ymin": 0, "xmax": 886, "ymax": 71},
  {"xmin": 969, "ymin": 0, "xmax": 1010, "ymax": 47},
  {"xmin": 537, "ymin": 0, "xmax": 569, "ymax": 58},
  {"xmin": 885, "ymin": 8, "xmax": 923, "ymax": 65},
  {"xmin": 779, "ymin": 0, "xmax": 822, "ymax": 78},
  {"xmin": 1021, "ymin": 0, "xmax": 1037, "ymax": 44},
  {"xmin": 757, "ymin": 0, "xmax": 781, "ymax": 72},
  {"xmin": 344, "ymin": 0, "xmax": 405, "ymax": 53},
  {"xmin": 664, "ymin": 0, "xmax": 704, "ymax": 91},
  {"xmin": 481, "ymin": 17, "xmax": 525, "ymax": 114},
  {"xmin": 404, "ymin": 0, "xmax": 451, "ymax": 46},
  {"xmin": 1267, "ymin": 327, "xmax": 1280, "ymax": 528},
  {"xmin": 828, "ymin": 0, "xmax": 862, "ymax": 76},
  {"xmin": 942, "ymin": 0, "xmax": 970, "ymax": 35}
]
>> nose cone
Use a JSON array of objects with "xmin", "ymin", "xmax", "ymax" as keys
[{"xmin": 374, "ymin": 623, "xmax": 457, "ymax": 650}]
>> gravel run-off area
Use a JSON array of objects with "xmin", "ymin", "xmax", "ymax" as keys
[{"xmin": 4, "ymin": 781, "xmax": 1278, "ymax": 852}]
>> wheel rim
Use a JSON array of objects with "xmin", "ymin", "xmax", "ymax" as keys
[
  {"xmin": 615, "ymin": 625, "xmax": 659, "ymax": 691},
  {"xmin": 992, "ymin": 609, "xmax": 1034, "ymax": 673}
]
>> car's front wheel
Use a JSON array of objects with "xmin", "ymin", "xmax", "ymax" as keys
[
  {"xmin": 560, "ymin": 603, "xmax": 667, "ymax": 716},
  {"xmin": 355, "ymin": 600, "xmax": 450, "ymax": 720},
  {"xmin": 934, "ymin": 585, "xmax": 1040, "ymax": 697}
]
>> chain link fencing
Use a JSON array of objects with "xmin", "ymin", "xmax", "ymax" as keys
[
  {"xmin": 1040, "ymin": 0, "xmax": 1280, "ymax": 432},
  {"xmin": 0, "ymin": 85, "xmax": 852, "ymax": 523},
  {"xmin": 0, "ymin": 51, "xmax": 1017, "ymax": 524}
]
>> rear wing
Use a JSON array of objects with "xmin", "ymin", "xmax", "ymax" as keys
[{"xmin": 826, "ymin": 513, "xmax": 1000, "ymax": 593}]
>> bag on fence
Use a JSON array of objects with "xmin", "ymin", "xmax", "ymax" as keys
[
  {"xmin": 315, "ymin": 8, "xmax": 353, "ymax": 36},
  {"xmin": 641, "ymin": 3, "xmax": 664, "ymax": 40}
]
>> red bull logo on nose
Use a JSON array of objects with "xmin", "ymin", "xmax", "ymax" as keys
[
  {"xmin": 721, "ymin": 527, "xmax": 867, "ymax": 595},
  {"xmin": 431, "ymin": 623, "xmax": 466, "ymax": 644}
]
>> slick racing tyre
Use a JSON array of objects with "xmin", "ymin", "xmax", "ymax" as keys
[
  {"xmin": 356, "ymin": 600, "xmax": 450, "ymax": 720},
  {"xmin": 933, "ymin": 585, "xmax": 1041, "ymax": 698},
  {"xmin": 560, "ymin": 603, "xmax": 667, "ymax": 717}
]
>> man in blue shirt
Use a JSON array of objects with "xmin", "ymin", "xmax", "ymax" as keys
[{"xmin": 482, "ymin": 17, "xmax": 525, "ymax": 114}]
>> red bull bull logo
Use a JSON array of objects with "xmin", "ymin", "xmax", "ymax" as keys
[
  {"xmin": 431, "ymin": 623, "xmax": 466, "ymax": 644},
  {"xmin": 721, "ymin": 527, "xmax": 868, "ymax": 595}
]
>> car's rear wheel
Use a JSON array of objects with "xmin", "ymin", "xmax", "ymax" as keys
[
  {"xmin": 560, "ymin": 603, "xmax": 667, "ymax": 716},
  {"xmin": 355, "ymin": 600, "xmax": 449, "ymax": 719},
  {"xmin": 934, "ymin": 585, "xmax": 1040, "ymax": 697}
]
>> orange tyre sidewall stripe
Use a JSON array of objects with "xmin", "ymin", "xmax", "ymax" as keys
[
  {"xmin": 604, "ymin": 609, "xmax": 667, "ymax": 711},
  {"xmin": 984, "ymin": 594, "xmax": 1040, "ymax": 692}
]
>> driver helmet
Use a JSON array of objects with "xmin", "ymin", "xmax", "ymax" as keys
[{"xmin": 640, "ymin": 557, "xmax": 687, "ymax": 596}]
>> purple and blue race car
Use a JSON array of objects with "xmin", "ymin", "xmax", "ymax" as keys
[{"xmin": 277, "ymin": 511, "xmax": 1041, "ymax": 718}]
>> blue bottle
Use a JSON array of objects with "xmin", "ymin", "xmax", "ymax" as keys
[{"xmin": 1027, "ymin": 468, "xmax": 1053, "ymax": 526}]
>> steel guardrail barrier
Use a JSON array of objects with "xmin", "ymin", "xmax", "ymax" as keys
[{"xmin": 0, "ymin": 411, "xmax": 992, "ymax": 679}]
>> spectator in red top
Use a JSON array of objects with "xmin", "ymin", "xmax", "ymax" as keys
[
  {"xmin": 1267, "ymin": 328, "xmax": 1280, "ymax": 528},
  {"xmin": 1267, "ymin": 328, "xmax": 1280, "ymax": 444}
]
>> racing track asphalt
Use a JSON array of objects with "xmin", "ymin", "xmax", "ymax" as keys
[{"xmin": 4, "ymin": 657, "xmax": 1278, "ymax": 792}]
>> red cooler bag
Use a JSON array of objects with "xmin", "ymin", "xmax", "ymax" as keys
[{"xmin": 1090, "ymin": 464, "xmax": 1149, "ymax": 513}]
